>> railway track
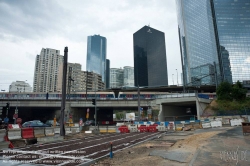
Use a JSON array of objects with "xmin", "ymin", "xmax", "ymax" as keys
[{"xmin": 0, "ymin": 132, "xmax": 162, "ymax": 166}]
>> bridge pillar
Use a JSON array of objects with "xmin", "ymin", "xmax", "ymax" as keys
[
  {"xmin": 196, "ymin": 99, "xmax": 208, "ymax": 120},
  {"xmin": 158, "ymin": 105, "xmax": 164, "ymax": 122}
]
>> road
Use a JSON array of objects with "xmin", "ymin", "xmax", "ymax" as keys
[{"xmin": 0, "ymin": 132, "xmax": 161, "ymax": 166}]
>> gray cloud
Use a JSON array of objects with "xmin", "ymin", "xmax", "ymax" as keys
[
  {"xmin": 0, "ymin": 0, "xmax": 69, "ymax": 40},
  {"xmin": 0, "ymin": 0, "xmax": 182, "ymax": 91}
]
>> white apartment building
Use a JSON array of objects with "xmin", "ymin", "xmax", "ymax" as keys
[
  {"xmin": 33, "ymin": 48, "xmax": 63, "ymax": 92},
  {"xmin": 9, "ymin": 81, "xmax": 32, "ymax": 92}
]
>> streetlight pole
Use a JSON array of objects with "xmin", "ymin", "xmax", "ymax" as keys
[
  {"xmin": 94, "ymin": 73, "xmax": 97, "ymax": 130},
  {"xmin": 172, "ymin": 74, "xmax": 174, "ymax": 85},
  {"xmin": 176, "ymin": 69, "xmax": 179, "ymax": 86}
]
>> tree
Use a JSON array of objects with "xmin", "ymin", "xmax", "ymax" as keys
[
  {"xmin": 232, "ymin": 81, "xmax": 247, "ymax": 101},
  {"xmin": 216, "ymin": 81, "xmax": 233, "ymax": 100}
]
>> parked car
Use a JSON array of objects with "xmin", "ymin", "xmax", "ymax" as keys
[
  {"xmin": 84, "ymin": 120, "xmax": 96, "ymax": 126},
  {"xmin": 45, "ymin": 120, "xmax": 60, "ymax": 126},
  {"xmin": 22, "ymin": 120, "xmax": 50, "ymax": 128}
]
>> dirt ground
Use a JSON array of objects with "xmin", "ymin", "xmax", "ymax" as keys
[{"xmin": 92, "ymin": 131, "xmax": 222, "ymax": 166}]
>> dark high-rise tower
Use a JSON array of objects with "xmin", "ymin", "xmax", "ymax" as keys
[
  {"xmin": 105, "ymin": 59, "xmax": 110, "ymax": 89},
  {"xmin": 133, "ymin": 26, "xmax": 168, "ymax": 87}
]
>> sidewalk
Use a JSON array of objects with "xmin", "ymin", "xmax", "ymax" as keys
[{"xmin": 191, "ymin": 127, "xmax": 250, "ymax": 166}]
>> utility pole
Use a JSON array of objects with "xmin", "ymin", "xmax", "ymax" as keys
[
  {"xmin": 137, "ymin": 85, "xmax": 141, "ymax": 120},
  {"xmin": 213, "ymin": 61, "xmax": 218, "ymax": 89},
  {"xmin": 86, "ymin": 71, "xmax": 88, "ymax": 100},
  {"xmin": 94, "ymin": 73, "xmax": 97, "ymax": 130},
  {"xmin": 67, "ymin": 66, "xmax": 74, "ymax": 100},
  {"xmin": 176, "ymin": 69, "xmax": 179, "ymax": 86},
  {"xmin": 60, "ymin": 47, "xmax": 68, "ymax": 136}
]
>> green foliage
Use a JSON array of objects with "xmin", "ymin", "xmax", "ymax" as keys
[
  {"xmin": 115, "ymin": 112, "xmax": 124, "ymax": 120},
  {"xmin": 216, "ymin": 81, "xmax": 232, "ymax": 100},
  {"xmin": 216, "ymin": 81, "xmax": 247, "ymax": 101},
  {"xmin": 231, "ymin": 81, "xmax": 247, "ymax": 101}
]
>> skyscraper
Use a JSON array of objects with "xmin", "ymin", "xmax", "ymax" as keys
[
  {"xmin": 33, "ymin": 48, "xmax": 63, "ymax": 92},
  {"xmin": 176, "ymin": 0, "xmax": 220, "ymax": 87},
  {"xmin": 86, "ymin": 35, "xmax": 107, "ymax": 84},
  {"xmin": 57, "ymin": 63, "xmax": 85, "ymax": 92},
  {"xmin": 123, "ymin": 66, "xmax": 134, "ymax": 87},
  {"xmin": 133, "ymin": 26, "xmax": 168, "ymax": 87},
  {"xmin": 110, "ymin": 68, "xmax": 124, "ymax": 88},
  {"xmin": 176, "ymin": 0, "xmax": 250, "ymax": 86},
  {"xmin": 105, "ymin": 59, "xmax": 110, "ymax": 89},
  {"xmin": 211, "ymin": 0, "xmax": 250, "ymax": 83}
]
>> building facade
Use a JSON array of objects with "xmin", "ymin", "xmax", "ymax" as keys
[
  {"xmin": 9, "ymin": 81, "xmax": 32, "ymax": 92},
  {"xmin": 33, "ymin": 48, "xmax": 63, "ymax": 92},
  {"xmin": 105, "ymin": 59, "xmax": 110, "ymax": 89},
  {"xmin": 176, "ymin": 0, "xmax": 250, "ymax": 86},
  {"xmin": 57, "ymin": 63, "xmax": 85, "ymax": 93},
  {"xmin": 212, "ymin": 0, "xmax": 250, "ymax": 83},
  {"xmin": 84, "ymin": 71, "xmax": 105, "ymax": 91},
  {"xmin": 133, "ymin": 26, "xmax": 168, "ymax": 87},
  {"xmin": 123, "ymin": 66, "xmax": 134, "ymax": 87},
  {"xmin": 110, "ymin": 68, "xmax": 124, "ymax": 88},
  {"xmin": 86, "ymin": 35, "xmax": 107, "ymax": 84},
  {"xmin": 176, "ymin": 0, "xmax": 220, "ymax": 87}
]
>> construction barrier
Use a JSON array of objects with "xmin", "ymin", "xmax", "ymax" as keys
[
  {"xmin": 65, "ymin": 127, "xmax": 72, "ymax": 135},
  {"xmin": 176, "ymin": 124, "xmax": 184, "ymax": 131},
  {"xmin": 129, "ymin": 124, "xmax": 138, "ymax": 132},
  {"xmin": 211, "ymin": 121, "xmax": 222, "ymax": 128},
  {"xmin": 107, "ymin": 126, "xmax": 116, "ymax": 133},
  {"xmin": 138, "ymin": 125, "xmax": 147, "ymax": 132},
  {"xmin": 167, "ymin": 122, "xmax": 175, "ymax": 131},
  {"xmin": 34, "ymin": 128, "xmax": 45, "ymax": 138},
  {"xmin": 202, "ymin": 122, "xmax": 212, "ymax": 129},
  {"xmin": 116, "ymin": 123, "xmax": 125, "ymax": 127},
  {"xmin": 230, "ymin": 119, "xmax": 242, "ymax": 126},
  {"xmin": 54, "ymin": 127, "xmax": 60, "ymax": 134},
  {"xmin": 45, "ymin": 127, "xmax": 55, "ymax": 136},
  {"xmin": 157, "ymin": 123, "xmax": 166, "ymax": 131},
  {"xmin": 0, "ymin": 129, "xmax": 6, "ymax": 142},
  {"xmin": 8, "ymin": 124, "xmax": 21, "ymax": 129},
  {"xmin": 118, "ymin": 125, "xmax": 129, "ymax": 133},
  {"xmin": 8, "ymin": 129, "xmax": 22, "ymax": 140},
  {"xmin": 147, "ymin": 125, "xmax": 157, "ymax": 132},
  {"xmin": 71, "ymin": 127, "xmax": 80, "ymax": 134},
  {"xmin": 99, "ymin": 126, "xmax": 107, "ymax": 133},
  {"xmin": 21, "ymin": 128, "xmax": 34, "ymax": 139}
]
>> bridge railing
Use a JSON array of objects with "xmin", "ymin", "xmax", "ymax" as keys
[{"xmin": 155, "ymin": 92, "xmax": 196, "ymax": 99}]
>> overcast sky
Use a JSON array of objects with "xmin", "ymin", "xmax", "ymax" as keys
[{"xmin": 0, "ymin": 0, "xmax": 182, "ymax": 91}]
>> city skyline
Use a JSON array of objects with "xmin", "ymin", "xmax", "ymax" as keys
[{"xmin": 0, "ymin": 0, "xmax": 181, "ymax": 91}]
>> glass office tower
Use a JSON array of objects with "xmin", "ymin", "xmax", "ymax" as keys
[
  {"xmin": 212, "ymin": 0, "xmax": 250, "ymax": 83},
  {"xmin": 86, "ymin": 35, "xmax": 107, "ymax": 83},
  {"xmin": 176, "ymin": 0, "xmax": 220, "ymax": 87},
  {"xmin": 133, "ymin": 26, "xmax": 168, "ymax": 87},
  {"xmin": 176, "ymin": 0, "xmax": 250, "ymax": 86}
]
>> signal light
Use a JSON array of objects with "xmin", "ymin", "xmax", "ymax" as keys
[
  {"xmin": 92, "ymin": 99, "xmax": 96, "ymax": 105},
  {"xmin": 6, "ymin": 103, "xmax": 10, "ymax": 109}
]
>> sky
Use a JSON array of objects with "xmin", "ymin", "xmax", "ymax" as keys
[{"xmin": 0, "ymin": 0, "xmax": 182, "ymax": 91}]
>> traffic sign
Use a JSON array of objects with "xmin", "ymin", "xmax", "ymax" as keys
[{"xmin": 13, "ymin": 114, "xmax": 18, "ymax": 119}]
